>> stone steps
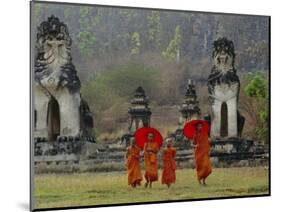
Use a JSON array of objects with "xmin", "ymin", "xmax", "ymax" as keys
[{"xmin": 34, "ymin": 139, "xmax": 269, "ymax": 173}]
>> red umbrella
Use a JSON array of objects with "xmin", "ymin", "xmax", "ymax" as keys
[
  {"xmin": 134, "ymin": 127, "xmax": 163, "ymax": 149},
  {"xmin": 183, "ymin": 120, "xmax": 210, "ymax": 140}
]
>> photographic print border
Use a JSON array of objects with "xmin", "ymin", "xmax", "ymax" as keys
[{"xmin": 30, "ymin": 1, "xmax": 271, "ymax": 211}]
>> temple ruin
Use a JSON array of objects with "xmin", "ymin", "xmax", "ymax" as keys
[
  {"xmin": 128, "ymin": 86, "xmax": 152, "ymax": 132},
  {"xmin": 34, "ymin": 16, "xmax": 94, "ymax": 157},
  {"xmin": 120, "ymin": 87, "xmax": 152, "ymax": 146},
  {"xmin": 179, "ymin": 79, "xmax": 201, "ymax": 125}
]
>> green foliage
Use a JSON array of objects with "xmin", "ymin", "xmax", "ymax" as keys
[
  {"xmin": 119, "ymin": 9, "xmax": 135, "ymax": 20},
  {"xmin": 244, "ymin": 73, "xmax": 269, "ymax": 143},
  {"xmin": 34, "ymin": 3, "xmax": 269, "ymax": 71},
  {"xmin": 78, "ymin": 7, "xmax": 99, "ymax": 57},
  {"xmin": 81, "ymin": 63, "xmax": 159, "ymax": 111},
  {"xmin": 34, "ymin": 4, "xmax": 42, "ymax": 18},
  {"xmin": 239, "ymin": 40, "xmax": 269, "ymax": 71},
  {"xmin": 162, "ymin": 26, "xmax": 182, "ymax": 60},
  {"xmin": 244, "ymin": 74, "xmax": 268, "ymax": 98},
  {"xmin": 33, "ymin": 4, "xmax": 44, "ymax": 26},
  {"xmin": 147, "ymin": 11, "xmax": 163, "ymax": 50},
  {"xmin": 130, "ymin": 32, "xmax": 141, "ymax": 55},
  {"xmin": 63, "ymin": 7, "xmax": 72, "ymax": 19},
  {"xmin": 78, "ymin": 31, "xmax": 96, "ymax": 56},
  {"xmin": 257, "ymin": 106, "xmax": 269, "ymax": 143}
]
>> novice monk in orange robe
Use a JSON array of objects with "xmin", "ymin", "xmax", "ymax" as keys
[
  {"xmin": 193, "ymin": 123, "xmax": 212, "ymax": 185},
  {"xmin": 161, "ymin": 139, "xmax": 176, "ymax": 188},
  {"xmin": 126, "ymin": 137, "xmax": 142, "ymax": 188},
  {"xmin": 144, "ymin": 133, "xmax": 159, "ymax": 188}
]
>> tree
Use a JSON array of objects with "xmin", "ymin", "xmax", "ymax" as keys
[
  {"xmin": 77, "ymin": 7, "xmax": 99, "ymax": 58},
  {"xmin": 162, "ymin": 25, "xmax": 182, "ymax": 62},
  {"xmin": 245, "ymin": 74, "xmax": 268, "ymax": 98},
  {"xmin": 244, "ymin": 73, "xmax": 269, "ymax": 143},
  {"xmin": 130, "ymin": 32, "xmax": 141, "ymax": 55},
  {"xmin": 147, "ymin": 11, "xmax": 163, "ymax": 51}
]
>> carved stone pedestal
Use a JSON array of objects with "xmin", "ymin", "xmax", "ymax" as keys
[{"xmin": 210, "ymin": 138, "xmax": 268, "ymax": 167}]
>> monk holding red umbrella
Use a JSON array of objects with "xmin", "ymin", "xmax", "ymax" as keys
[
  {"xmin": 135, "ymin": 127, "xmax": 163, "ymax": 188},
  {"xmin": 183, "ymin": 120, "xmax": 212, "ymax": 185}
]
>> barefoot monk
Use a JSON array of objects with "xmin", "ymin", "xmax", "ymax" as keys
[
  {"xmin": 161, "ymin": 138, "xmax": 176, "ymax": 188},
  {"xmin": 144, "ymin": 133, "xmax": 159, "ymax": 188},
  {"xmin": 125, "ymin": 137, "xmax": 142, "ymax": 188},
  {"xmin": 192, "ymin": 122, "xmax": 212, "ymax": 185}
]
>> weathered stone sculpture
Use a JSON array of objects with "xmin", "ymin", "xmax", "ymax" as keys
[
  {"xmin": 207, "ymin": 37, "xmax": 244, "ymax": 138},
  {"xmin": 128, "ymin": 86, "xmax": 152, "ymax": 132},
  {"xmin": 179, "ymin": 79, "xmax": 201, "ymax": 125},
  {"xmin": 80, "ymin": 97, "xmax": 94, "ymax": 141},
  {"xmin": 34, "ymin": 15, "xmax": 94, "ymax": 142}
]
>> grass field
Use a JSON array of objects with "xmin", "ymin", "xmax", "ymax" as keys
[{"xmin": 34, "ymin": 167, "xmax": 269, "ymax": 209}]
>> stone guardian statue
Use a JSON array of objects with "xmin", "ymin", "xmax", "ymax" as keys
[{"xmin": 207, "ymin": 37, "xmax": 244, "ymax": 138}]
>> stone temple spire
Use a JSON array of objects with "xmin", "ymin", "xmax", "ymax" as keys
[
  {"xmin": 128, "ymin": 86, "xmax": 152, "ymax": 133},
  {"xmin": 179, "ymin": 80, "xmax": 201, "ymax": 125}
]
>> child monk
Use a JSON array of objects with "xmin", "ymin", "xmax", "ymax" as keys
[
  {"xmin": 144, "ymin": 133, "xmax": 159, "ymax": 188},
  {"xmin": 192, "ymin": 122, "xmax": 212, "ymax": 185},
  {"xmin": 125, "ymin": 137, "xmax": 142, "ymax": 188},
  {"xmin": 161, "ymin": 138, "xmax": 176, "ymax": 188}
]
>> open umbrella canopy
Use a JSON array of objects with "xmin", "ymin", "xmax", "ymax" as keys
[
  {"xmin": 134, "ymin": 127, "xmax": 163, "ymax": 149},
  {"xmin": 183, "ymin": 119, "xmax": 210, "ymax": 140}
]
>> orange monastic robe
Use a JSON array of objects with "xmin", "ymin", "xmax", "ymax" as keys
[
  {"xmin": 127, "ymin": 145, "xmax": 142, "ymax": 186},
  {"xmin": 193, "ymin": 132, "xmax": 212, "ymax": 181},
  {"xmin": 161, "ymin": 147, "xmax": 176, "ymax": 185},
  {"xmin": 144, "ymin": 142, "xmax": 159, "ymax": 182}
]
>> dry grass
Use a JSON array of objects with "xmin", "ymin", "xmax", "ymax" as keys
[{"xmin": 34, "ymin": 167, "xmax": 269, "ymax": 209}]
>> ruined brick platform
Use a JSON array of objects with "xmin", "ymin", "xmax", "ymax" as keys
[{"xmin": 34, "ymin": 138, "xmax": 268, "ymax": 174}]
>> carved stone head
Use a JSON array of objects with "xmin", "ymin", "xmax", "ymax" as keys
[
  {"xmin": 36, "ymin": 15, "xmax": 71, "ymax": 66},
  {"xmin": 212, "ymin": 37, "xmax": 235, "ymax": 73}
]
